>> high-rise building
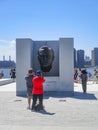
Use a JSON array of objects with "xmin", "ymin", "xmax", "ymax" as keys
[
  {"xmin": 74, "ymin": 48, "xmax": 77, "ymax": 68},
  {"xmin": 91, "ymin": 50, "xmax": 94, "ymax": 66},
  {"xmin": 84, "ymin": 55, "xmax": 91, "ymax": 67},
  {"xmin": 91, "ymin": 48, "xmax": 98, "ymax": 66},
  {"xmin": 3, "ymin": 56, "xmax": 5, "ymax": 61},
  {"xmin": 85, "ymin": 55, "xmax": 90, "ymax": 61},
  {"xmin": 77, "ymin": 49, "xmax": 84, "ymax": 68},
  {"xmin": 9, "ymin": 56, "xmax": 11, "ymax": 61}
]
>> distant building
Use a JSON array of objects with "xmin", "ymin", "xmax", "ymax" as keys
[
  {"xmin": 91, "ymin": 48, "xmax": 98, "ymax": 66},
  {"xmin": 9, "ymin": 56, "xmax": 11, "ymax": 61},
  {"xmin": 91, "ymin": 50, "xmax": 94, "ymax": 66},
  {"xmin": 84, "ymin": 55, "xmax": 91, "ymax": 67},
  {"xmin": 77, "ymin": 49, "xmax": 84, "ymax": 68},
  {"xmin": 85, "ymin": 55, "xmax": 90, "ymax": 61},
  {"xmin": 74, "ymin": 48, "xmax": 77, "ymax": 68},
  {"xmin": 0, "ymin": 56, "xmax": 16, "ymax": 68},
  {"xmin": 3, "ymin": 56, "xmax": 5, "ymax": 61}
]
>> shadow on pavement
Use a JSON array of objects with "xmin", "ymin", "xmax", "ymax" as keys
[
  {"xmin": 44, "ymin": 91, "xmax": 97, "ymax": 100},
  {"xmin": 31, "ymin": 109, "xmax": 55, "ymax": 115},
  {"xmin": 44, "ymin": 91, "xmax": 74, "ymax": 99},
  {"xmin": 73, "ymin": 91, "xmax": 97, "ymax": 100},
  {"xmin": 17, "ymin": 91, "xmax": 97, "ymax": 101}
]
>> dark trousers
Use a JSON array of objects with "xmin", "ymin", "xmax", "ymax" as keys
[
  {"xmin": 82, "ymin": 81, "xmax": 87, "ymax": 93},
  {"xmin": 32, "ymin": 94, "xmax": 43, "ymax": 109}
]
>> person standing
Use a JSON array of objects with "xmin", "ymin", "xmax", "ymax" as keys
[
  {"xmin": 96, "ymin": 70, "xmax": 98, "ymax": 84},
  {"xmin": 74, "ymin": 69, "xmax": 78, "ymax": 83},
  {"xmin": 0, "ymin": 70, "xmax": 4, "ymax": 78},
  {"xmin": 10, "ymin": 68, "xmax": 16, "ymax": 81},
  {"xmin": 25, "ymin": 68, "xmax": 35, "ymax": 109},
  {"xmin": 78, "ymin": 68, "xmax": 82, "ymax": 83},
  {"xmin": 93, "ymin": 69, "xmax": 97, "ymax": 84},
  {"xmin": 81, "ymin": 69, "xmax": 88, "ymax": 93},
  {"xmin": 31, "ymin": 70, "xmax": 46, "ymax": 111}
]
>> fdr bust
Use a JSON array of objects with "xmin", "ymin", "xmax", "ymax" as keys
[{"xmin": 38, "ymin": 46, "xmax": 54, "ymax": 72}]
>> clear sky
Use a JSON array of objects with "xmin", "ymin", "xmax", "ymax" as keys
[{"xmin": 0, "ymin": 0, "xmax": 98, "ymax": 61}]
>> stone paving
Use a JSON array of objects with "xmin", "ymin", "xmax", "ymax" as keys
[{"xmin": 0, "ymin": 82, "xmax": 98, "ymax": 130}]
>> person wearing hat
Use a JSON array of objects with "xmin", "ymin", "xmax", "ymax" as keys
[
  {"xmin": 31, "ymin": 69, "xmax": 46, "ymax": 111},
  {"xmin": 25, "ymin": 68, "xmax": 35, "ymax": 109}
]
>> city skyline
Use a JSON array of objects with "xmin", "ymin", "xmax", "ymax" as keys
[
  {"xmin": 0, "ymin": 0, "xmax": 98, "ymax": 61},
  {"xmin": 0, "ymin": 46, "xmax": 97, "ymax": 62}
]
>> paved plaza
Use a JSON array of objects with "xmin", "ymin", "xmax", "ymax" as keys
[{"xmin": 0, "ymin": 81, "xmax": 98, "ymax": 130}]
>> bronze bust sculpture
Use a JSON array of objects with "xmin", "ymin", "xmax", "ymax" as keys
[{"xmin": 38, "ymin": 46, "xmax": 54, "ymax": 72}]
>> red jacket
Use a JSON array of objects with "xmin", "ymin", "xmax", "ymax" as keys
[{"xmin": 32, "ymin": 76, "xmax": 46, "ymax": 94}]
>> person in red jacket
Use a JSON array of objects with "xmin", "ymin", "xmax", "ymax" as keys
[{"xmin": 31, "ymin": 70, "xmax": 46, "ymax": 111}]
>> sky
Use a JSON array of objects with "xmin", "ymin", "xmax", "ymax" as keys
[{"xmin": 0, "ymin": 0, "xmax": 98, "ymax": 61}]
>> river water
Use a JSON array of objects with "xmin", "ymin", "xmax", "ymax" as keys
[{"xmin": 0, "ymin": 67, "xmax": 98, "ymax": 79}]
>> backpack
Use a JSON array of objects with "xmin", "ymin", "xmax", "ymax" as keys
[{"xmin": 25, "ymin": 75, "xmax": 34, "ymax": 87}]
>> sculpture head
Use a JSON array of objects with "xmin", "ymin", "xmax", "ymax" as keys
[{"xmin": 38, "ymin": 46, "xmax": 54, "ymax": 72}]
